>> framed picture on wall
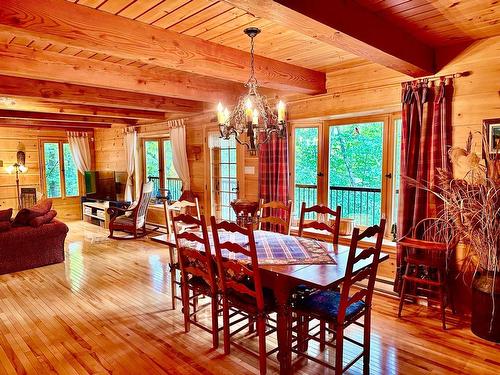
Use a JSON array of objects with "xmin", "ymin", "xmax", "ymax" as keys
[{"xmin": 484, "ymin": 118, "xmax": 500, "ymax": 155}]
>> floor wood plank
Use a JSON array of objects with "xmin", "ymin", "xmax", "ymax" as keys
[{"xmin": 0, "ymin": 221, "xmax": 498, "ymax": 374}]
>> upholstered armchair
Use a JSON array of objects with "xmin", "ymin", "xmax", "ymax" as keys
[{"xmin": 107, "ymin": 181, "xmax": 153, "ymax": 239}]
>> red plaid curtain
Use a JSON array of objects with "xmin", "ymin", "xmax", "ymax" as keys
[
  {"xmin": 394, "ymin": 79, "xmax": 453, "ymax": 291},
  {"xmin": 258, "ymin": 130, "xmax": 289, "ymax": 231}
]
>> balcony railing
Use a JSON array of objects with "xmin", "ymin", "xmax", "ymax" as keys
[
  {"xmin": 295, "ymin": 184, "xmax": 382, "ymax": 227},
  {"xmin": 148, "ymin": 176, "xmax": 183, "ymax": 202}
]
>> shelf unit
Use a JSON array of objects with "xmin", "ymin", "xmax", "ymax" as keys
[{"xmin": 82, "ymin": 201, "xmax": 110, "ymax": 228}]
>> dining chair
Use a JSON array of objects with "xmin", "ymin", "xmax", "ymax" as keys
[
  {"xmin": 298, "ymin": 203, "xmax": 342, "ymax": 244},
  {"xmin": 397, "ymin": 217, "xmax": 458, "ymax": 329},
  {"xmin": 292, "ymin": 219, "xmax": 386, "ymax": 375},
  {"xmin": 210, "ymin": 217, "xmax": 276, "ymax": 375},
  {"xmin": 258, "ymin": 199, "xmax": 293, "ymax": 235},
  {"xmin": 164, "ymin": 196, "xmax": 201, "ymax": 309},
  {"xmin": 171, "ymin": 213, "xmax": 220, "ymax": 349},
  {"xmin": 164, "ymin": 196, "xmax": 200, "ymax": 234}
]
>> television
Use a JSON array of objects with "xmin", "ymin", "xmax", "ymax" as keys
[{"xmin": 84, "ymin": 171, "xmax": 128, "ymax": 201}]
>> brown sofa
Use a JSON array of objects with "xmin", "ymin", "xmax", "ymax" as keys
[{"xmin": 0, "ymin": 219, "xmax": 68, "ymax": 275}]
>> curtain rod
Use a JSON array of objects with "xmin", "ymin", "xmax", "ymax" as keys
[{"xmin": 404, "ymin": 71, "xmax": 469, "ymax": 84}]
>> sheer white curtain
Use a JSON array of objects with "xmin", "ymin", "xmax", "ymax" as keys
[
  {"xmin": 124, "ymin": 129, "xmax": 137, "ymax": 202},
  {"xmin": 170, "ymin": 119, "xmax": 191, "ymax": 191},
  {"xmin": 67, "ymin": 132, "xmax": 91, "ymax": 173}
]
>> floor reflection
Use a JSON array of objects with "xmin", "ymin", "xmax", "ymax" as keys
[
  {"xmin": 66, "ymin": 240, "xmax": 86, "ymax": 292},
  {"xmin": 148, "ymin": 254, "xmax": 168, "ymax": 293}
]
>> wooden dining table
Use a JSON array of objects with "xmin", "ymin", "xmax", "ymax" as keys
[{"xmin": 156, "ymin": 229, "xmax": 388, "ymax": 375}]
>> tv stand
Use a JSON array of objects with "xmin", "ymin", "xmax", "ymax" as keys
[
  {"xmin": 81, "ymin": 198, "xmax": 129, "ymax": 228},
  {"xmin": 82, "ymin": 201, "xmax": 110, "ymax": 228}
]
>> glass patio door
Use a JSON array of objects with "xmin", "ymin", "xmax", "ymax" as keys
[
  {"xmin": 292, "ymin": 126, "xmax": 321, "ymax": 220},
  {"xmin": 210, "ymin": 135, "xmax": 238, "ymax": 221},
  {"xmin": 327, "ymin": 121, "xmax": 384, "ymax": 227}
]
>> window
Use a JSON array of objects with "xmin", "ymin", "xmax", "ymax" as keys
[
  {"xmin": 142, "ymin": 138, "xmax": 180, "ymax": 201},
  {"xmin": 293, "ymin": 126, "xmax": 319, "ymax": 219},
  {"xmin": 328, "ymin": 121, "xmax": 383, "ymax": 227},
  {"xmin": 42, "ymin": 141, "xmax": 80, "ymax": 198},
  {"xmin": 291, "ymin": 114, "xmax": 401, "ymax": 235}
]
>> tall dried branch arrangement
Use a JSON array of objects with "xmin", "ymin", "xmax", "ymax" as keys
[{"xmin": 406, "ymin": 131, "xmax": 500, "ymax": 276}]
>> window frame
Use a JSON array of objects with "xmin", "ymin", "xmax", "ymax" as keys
[
  {"xmin": 289, "ymin": 113, "xmax": 401, "ymax": 236},
  {"xmin": 39, "ymin": 139, "xmax": 83, "ymax": 200},
  {"xmin": 141, "ymin": 137, "xmax": 180, "ymax": 198}
]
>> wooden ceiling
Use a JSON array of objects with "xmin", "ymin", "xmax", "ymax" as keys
[
  {"xmin": 0, "ymin": 0, "xmax": 498, "ymax": 130},
  {"xmin": 357, "ymin": 0, "xmax": 500, "ymax": 47}
]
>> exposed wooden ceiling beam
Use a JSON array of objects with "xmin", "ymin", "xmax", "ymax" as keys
[
  {"xmin": 0, "ymin": 109, "xmax": 135, "ymax": 125},
  {"xmin": 0, "ymin": 75, "xmax": 207, "ymax": 113},
  {"xmin": 224, "ymin": 0, "xmax": 435, "ymax": 77},
  {"xmin": 0, "ymin": 98, "xmax": 166, "ymax": 120},
  {"xmin": 0, "ymin": 0, "xmax": 326, "ymax": 94},
  {"xmin": 0, "ymin": 44, "xmax": 246, "ymax": 105},
  {"xmin": 0, "ymin": 119, "xmax": 111, "ymax": 128}
]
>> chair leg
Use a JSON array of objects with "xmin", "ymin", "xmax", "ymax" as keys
[
  {"xmin": 363, "ymin": 311, "xmax": 371, "ymax": 375},
  {"xmin": 398, "ymin": 263, "xmax": 411, "ymax": 318},
  {"xmin": 181, "ymin": 282, "xmax": 190, "ymax": 333},
  {"xmin": 437, "ymin": 270, "xmax": 446, "ymax": 330},
  {"xmin": 248, "ymin": 317, "xmax": 255, "ymax": 334},
  {"xmin": 169, "ymin": 246, "xmax": 176, "ymax": 310},
  {"xmin": 257, "ymin": 314, "xmax": 267, "ymax": 375},
  {"xmin": 193, "ymin": 296, "xmax": 198, "ymax": 322},
  {"xmin": 297, "ymin": 315, "xmax": 310, "ymax": 352},
  {"xmin": 211, "ymin": 295, "xmax": 219, "ymax": 349},
  {"xmin": 222, "ymin": 297, "xmax": 230, "ymax": 355},
  {"xmin": 319, "ymin": 320, "xmax": 326, "ymax": 351},
  {"xmin": 335, "ymin": 327, "xmax": 344, "ymax": 375}
]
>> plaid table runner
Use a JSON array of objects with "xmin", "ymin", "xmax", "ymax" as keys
[{"xmin": 186, "ymin": 230, "xmax": 336, "ymax": 266}]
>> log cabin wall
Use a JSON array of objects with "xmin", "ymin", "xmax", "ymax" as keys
[{"xmin": 0, "ymin": 126, "xmax": 95, "ymax": 220}]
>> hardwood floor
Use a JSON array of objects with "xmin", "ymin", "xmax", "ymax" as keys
[{"xmin": 0, "ymin": 221, "xmax": 498, "ymax": 375}]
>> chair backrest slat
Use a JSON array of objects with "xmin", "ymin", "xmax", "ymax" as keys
[
  {"xmin": 298, "ymin": 203, "xmax": 341, "ymax": 244},
  {"xmin": 210, "ymin": 217, "xmax": 264, "ymax": 308},
  {"xmin": 258, "ymin": 199, "xmax": 292, "ymax": 235},
  {"xmin": 172, "ymin": 213, "xmax": 216, "ymax": 294},
  {"xmin": 337, "ymin": 219, "xmax": 386, "ymax": 324},
  {"xmin": 135, "ymin": 181, "xmax": 153, "ymax": 228}
]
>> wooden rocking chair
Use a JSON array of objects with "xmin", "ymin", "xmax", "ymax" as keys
[{"xmin": 107, "ymin": 181, "xmax": 153, "ymax": 239}]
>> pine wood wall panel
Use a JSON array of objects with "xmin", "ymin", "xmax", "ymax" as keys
[{"xmin": 94, "ymin": 127, "xmax": 127, "ymax": 172}]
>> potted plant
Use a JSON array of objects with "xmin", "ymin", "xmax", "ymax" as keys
[{"xmin": 410, "ymin": 131, "xmax": 499, "ymax": 342}]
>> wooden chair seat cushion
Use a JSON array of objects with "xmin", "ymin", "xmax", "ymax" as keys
[
  {"xmin": 113, "ymin": 215, "xmax": 134, "ymax": 226},
  {"xmin": 187, "ymin": 276, "xmax": 214, "ymax": 296},
  {"xmin": 295, "ymin": 290, "xmax": 365, "ymax": 321},
  {"xmin": 226, "ymin": 284, "xmax": 276, "ymax": 314}
]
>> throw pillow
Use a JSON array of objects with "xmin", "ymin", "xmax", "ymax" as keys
[
  {"xmin": 13, "ymin": 199, "xmax": 53, "ymax": 226},
  {"xmin": 0, "ymin": 208, "xmax": 13, "ymax": 222},
  {"xmin": 29, "ymin": 210, "xmax": 57, "ymax": 228},
  {"xmin": 0, "ymin": 221, "xmax": 10, "ymax": 232},
  {"xmin": 32, "ymin": 198, "xmax": 53, "ymax": 213}
]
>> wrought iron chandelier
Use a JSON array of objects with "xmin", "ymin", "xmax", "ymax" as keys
[{"xmin": 217, "ymin": 27, "xmax": 286, "ymax": 155}]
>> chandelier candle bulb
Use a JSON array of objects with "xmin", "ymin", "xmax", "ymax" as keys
[
  {"xmin": 277, "ymin": 101, "xmax": 286, "ymax": 123},
  {"xmin": 217, "ymin": 102, "xmax": 224, "ymax": 124},
  {"xmin": 252, "ymin": 109, "xmax": 259, "ymax": 125}
]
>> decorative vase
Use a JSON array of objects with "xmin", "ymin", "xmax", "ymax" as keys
[{"xmin": 471, "ymin": 271, "xmax": 500, "ymax": 342}]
